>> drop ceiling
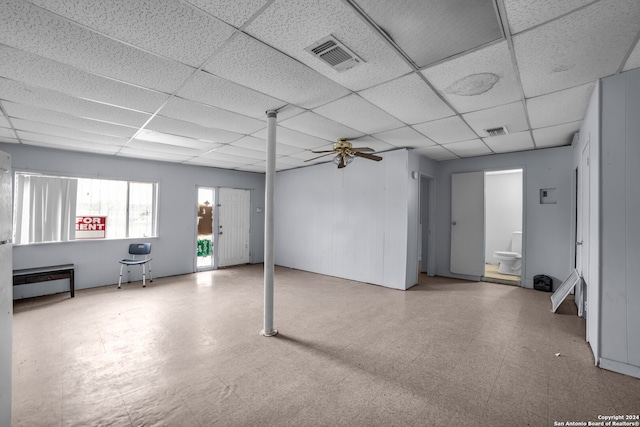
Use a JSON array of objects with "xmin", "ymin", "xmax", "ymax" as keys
[{"xmin": 0, "ymin": 0, "xmax": 638, "ymax": 172}]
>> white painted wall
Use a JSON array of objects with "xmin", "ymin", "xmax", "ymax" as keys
[
  {"xmin": 485, "ymin": 170, "xmax": 523, "ymax": 264},
  {"xmin": 1, "ymin": 143, "xmax": 265, "ymax": 298},
  {"xmin": 599, "ymin": 68, "xmax": 640, "ymax": 378},
  {"xmin": 275, "ymin": 149, "xmax": 436, "ymax": 290},
  {"xmin": 435, "ymin": 147, "xmax": 573, "ymax": 288}
]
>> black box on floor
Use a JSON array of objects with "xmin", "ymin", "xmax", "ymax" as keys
[{"xmin": 534, "ymin": 275, "xmax": 553, "ymax": 292}]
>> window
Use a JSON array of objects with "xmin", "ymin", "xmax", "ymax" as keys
[{"xmin": 14, "ymin": 173, "xmax": 157, "ymax": 244}]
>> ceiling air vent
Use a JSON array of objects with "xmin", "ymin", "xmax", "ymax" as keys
[
  {"xmin": 305, "ymin": 35, "xmax": 364, "ymax": 72},
  {"xmin": 485, "ymin": 126, "xmax": 509, "ymax": 137}
]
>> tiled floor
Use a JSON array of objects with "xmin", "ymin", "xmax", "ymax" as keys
[
  {"xmin": 483, "ymin": 263, "xmax": 521, "ymax": 285},
  {"xmin": 12, "ymin": 265, "xmax": 640, "ymax": 426}
]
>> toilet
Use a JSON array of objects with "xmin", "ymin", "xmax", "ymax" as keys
[{"xmin": 493, "ymin": 231, "xmax": 522, "ymax": 275}]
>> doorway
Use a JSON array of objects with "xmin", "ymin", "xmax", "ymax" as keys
[
  {"xmin": 482, "ymin": 169, "xmax": 523, "ymax": 285},
  {"xmin": 196, "ymin": 187, "xmax": 215, "ymax": 270}
]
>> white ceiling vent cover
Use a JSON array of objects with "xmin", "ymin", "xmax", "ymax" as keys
[
  {"xmin": 485, "ymin": 126, "xmax": 509, "ymax": 137},
  {"xmin": 305, "ymin": 35, "xmax": 364, "ymax": 72}
]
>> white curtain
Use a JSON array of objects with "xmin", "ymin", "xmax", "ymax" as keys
[{"xmin": 14, "ymin": 175, "xmax": 77, "ymax": 244}]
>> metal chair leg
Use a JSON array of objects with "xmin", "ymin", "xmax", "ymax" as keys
[
  {"xmin": 118, "ymin": 264, "xmax": 124, "ymax": 288},
  {"xmin": 148, "ymin": 261, "xmax": 153, "ymax": 282},
  {"xmin": 142, "ymin": 264, "xmax": 146, "ymax": 288}
]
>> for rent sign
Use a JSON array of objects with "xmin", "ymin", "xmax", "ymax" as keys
[{"xmin": 76, "ymin": 216, "xmax": 107, "ymax": 239}]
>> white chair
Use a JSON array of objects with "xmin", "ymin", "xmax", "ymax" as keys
[{"xmin": 118, "ymin": 243, "xmax": 152, "ymax": 288}]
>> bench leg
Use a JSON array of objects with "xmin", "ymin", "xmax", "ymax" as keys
[{"xmin": 118, "ymin": 264, "xmax": 124, "ymax": 289}]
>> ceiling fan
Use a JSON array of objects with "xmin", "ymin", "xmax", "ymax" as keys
[{"xmin": 304, "ymin": 138, "xmax": 383, "ymax": 169}]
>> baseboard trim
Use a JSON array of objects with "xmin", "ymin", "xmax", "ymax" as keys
[{"xmin": 600, "ymin": 358, "xmax": 640, "ymax": 379}]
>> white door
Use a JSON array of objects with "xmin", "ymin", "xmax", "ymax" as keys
[
  {"xmin": 451, "ymin": 172, "xmax": 485, "ymax": 276},
  {"xmin": 218, "ymin": 188, "xmax": 251, "ymax": 267}
]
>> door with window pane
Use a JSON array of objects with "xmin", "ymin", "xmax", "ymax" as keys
[{"xmin": 196, "ymin": 187, "xmax": 215, "ymax": 270}]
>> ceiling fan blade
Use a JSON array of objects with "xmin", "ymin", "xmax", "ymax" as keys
[
  {"xmin": 337, "ymin": 156, "xmax": 346, "ymax": 168},
  {"xmin": 354, "ymin": 152, "xmax": 382, "ymax": 161},
  {"xmin": 310, "ymin": 150, "xmax": 336, "ymax": 153},
  {"xmin": 351, "ymin": 147, "xmax": 374, "ymax": 152},
  {"xmin": 304, "ymin": 152, "xmax": 336, "ymax": 162}
]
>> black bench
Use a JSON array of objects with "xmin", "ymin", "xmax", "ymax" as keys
[{"xmin": 13, "ymin": 264, "xmax": 75, "ymax": 298}]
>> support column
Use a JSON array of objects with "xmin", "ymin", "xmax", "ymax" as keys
[{"xmin": 260, "ymin": 110, "xmax": 278, "ymax": 337}]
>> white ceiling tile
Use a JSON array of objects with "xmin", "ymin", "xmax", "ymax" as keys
[
  {"xmin": 462, "ymin": 101, "xmax": 529, "ymax": 137},
  {"xmin": 532, "ymin": 121, "xmax": 581, "ymax": 148},
  {"xmin": 0, "ymin": 0, "xmax": 194, "ymax": 93},
  {"xmin": 527, "ymin": 82, "xmax": 596, "ymax": 128},
  {"xmin": 185, "ymin": 157, "xmax": 250, "ymax": 169},
  {"xmin": 0, "ymin": 78, "xmax": 151, "ymax": 128},
  {"xmin": 444, "ymin": 139, "xmax": 492, "ymax": 157},
  {"xmin": 184, "ymin": 0, "xmax": 269, "ymax": 28},
  {"xmin": 413, "ymin": 116, "xmax": 477, "ymax": 144},
  {"xmin": 203, "ymin": 33, "xmax": 349, "ymax": 109},
  {"xmin": 117, "ymin": 147, "xmax": 194, "ymax": 162},
  {"xmin": 17, "ymin": 131, "xmax": 123, "ymax": 154},
  {"xmin": 212, "ymin": 144, "xmax": 267, "ymax": 161},
  {"xmin": 251, "ymin": 126, "xmax": 329, "ymax": 150},
  {"xmin": 279, "ymin": 112, "xmax": 363, "ymax": 142},
  {"xmin": 245, "ymin": 0, "xmax": 411, "ymax": 91},
  {"xmin": 313, "ymin": 95, "xmax": 404, "ymax": 135},
  {"xmin": 514, "ymin": 0, "xmax": 640, "ymax": 97},
  {"xmin": 483, "ymin": 131, "xmax": 534, "ymax": 153},
  {"xmin": 504, "ymin": 0, "xmax": 594, "ymax": 34},
  {"xmin": 146, "ymin": 116, "xmax": 243, "ymax": 144},
  {"xmin": 0, "ymin": 115, "xmax": 9, "ymax": 128},
  {"xmin": 235, "ymin": 164, "xmax": 266, "ymax": 173},
  {"xmin": 199, "ymin": 150, "xmax": 258, "ymax": 164},
  {"xmin": 422, "ymin": 41, "xmax": 521, "ymax": 113},
  {"xmin": 134, "ymin": 129, "xmax": 221, "ymax": 150},
  {"xmin": 3, "ymin": 102, "xmax": 137, "ymax": 138},
  {"xmin": 0, "ymin": 127, "xmax": 16, "ymax": 139},
  {"xmin": 359, "ymin": 74, "xmax": 454, "ymax": 125},
  {"xmin": 412, "ymin": 145, "xmax": 458, "ymax": 161},
  {"xmin": 126, "ymin": 139, "xmax": 208, "ymax": 156},
  {"xmin": 373, "ymin": 127, "xmax": 436, "ymax": 149},
  {"xmin": 0, "ymin": 45, "xmax": 169, "ymax": 113},
  {"xmin": 159, "ymin": 97, "xmax": 266, "ymax": 134},
  {"xmin": 232, "ymin": 135, "xmax": 305, "ymax": 156},
  {"xmin": 251, "ymin": 160, "xmax": 303, "ymax": 171},
  {"xmin": 355, "ymin": 0, "xmax": 502, "ymax": 68},
  {"xmin": 623, "ymin": 40, "xmax": 640, "ymax": 72},
  {"xmin": 270, "ymin": 156, "xmax": 306, "ymax": 167},
  {"xmin": 29, "ymin": 0, "xmax": 235, "ymax": 67},
  {"xmin": 13, "ymin": 119, "xmax": 129, "ymax": 146},
  {"xmin": 176, "ymin": 71, "xmax": 288, "ymax": 118}
]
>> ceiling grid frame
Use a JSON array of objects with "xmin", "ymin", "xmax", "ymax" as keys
[{"xmin": 0, "ymin": 0, "xmax": 637, "ymax": 170}]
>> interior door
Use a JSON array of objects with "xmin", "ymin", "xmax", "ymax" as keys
[
  {"xmin": 450, "ymin": 171, "xmax": 485, "ymax": 276},
  {"xmin": 218, "ymin": 188, "xmax": 251, "ymax": 267}
]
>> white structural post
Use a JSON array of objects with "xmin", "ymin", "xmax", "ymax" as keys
[{"xmin": 261, "ymin": 110, "xmax": 278, "ymax": 337}]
